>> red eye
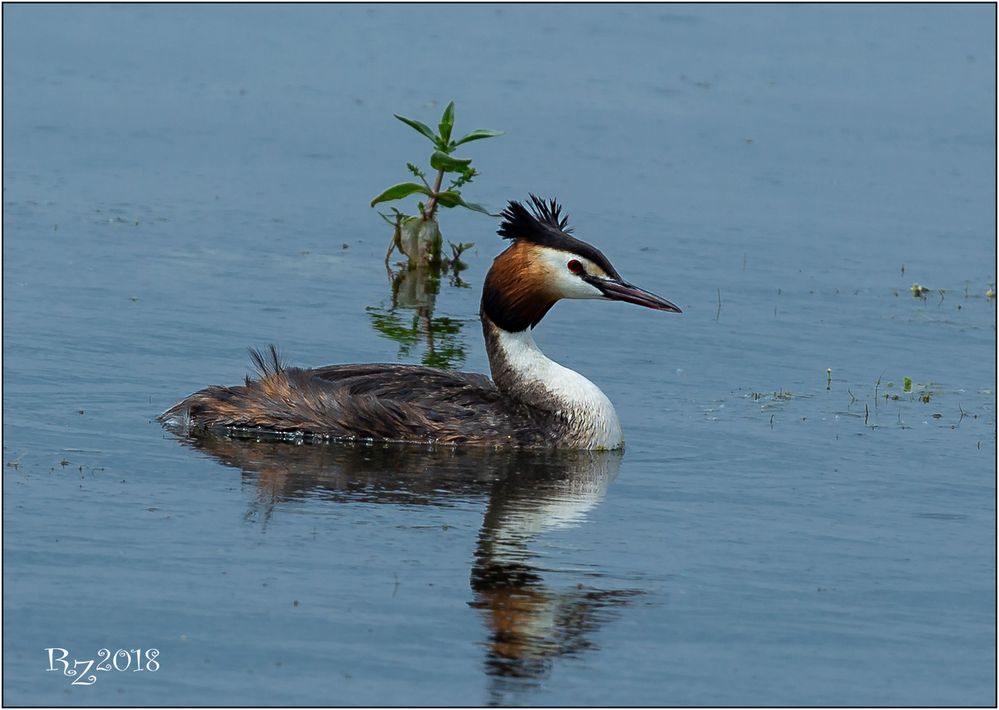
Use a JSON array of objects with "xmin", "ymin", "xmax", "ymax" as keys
[{"xmin": 567, "ymin": 259, "xmax": 584, "ymax": 275}]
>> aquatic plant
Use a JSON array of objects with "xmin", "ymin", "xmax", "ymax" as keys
[{"xmin": 371, "ymin": 101, "xmax": 502, "ymax": 266}]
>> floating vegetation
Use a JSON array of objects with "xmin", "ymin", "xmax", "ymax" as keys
[
  {"xmin": 909, "ymin": 283, "xmax": 949, "ymax": 304},
  {"xmin": 741, "ymin": 368, "xmax": 986, "ymax": 436},
  {"xmin": 906, "ymin": 279, "xmax": 997, "ymax": 305},
  {"xmin": 750, "ymin": 388, "xmax": 794, "ymax": 401}
]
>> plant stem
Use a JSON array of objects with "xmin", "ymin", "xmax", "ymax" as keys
[{"xmin": 422, "ymin": 167, "xmax": 446, "ymax": 220}]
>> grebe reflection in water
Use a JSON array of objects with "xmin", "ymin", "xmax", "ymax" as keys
[{"xmin": 178, "ymin": 435, "xmax": 640, "ymax": 693}]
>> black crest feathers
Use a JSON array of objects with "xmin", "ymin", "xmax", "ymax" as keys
[
  {"xmin": 495, "ymin": 195, "xmax": 621, "ymax": 280},
  {"xmin": 498, "ymin": 195, "xmax": 573, "ymax": 243}
]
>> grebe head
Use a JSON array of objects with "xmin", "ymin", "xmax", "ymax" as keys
[{"xmin": 481, "ymin": 195, "xmax": 682, "ymax": 333}]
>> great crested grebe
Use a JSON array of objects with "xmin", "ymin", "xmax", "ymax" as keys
[{"xmin": 159, "ymin": 196, "xmax": 681, "ymax": 449}]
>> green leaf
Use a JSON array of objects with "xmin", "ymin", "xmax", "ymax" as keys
[
  {"xmin": 457, "ymin": 199, "xmax": 496, "ymax": 216},
  {"xmin": 393, "ymin": 114, "xmax": 437, "ymax": 143},
  {"xmin": 370, "ymin": 182, "xmax": 432, "ymax": 207},
  {"xmin": 449, "ymin": 241, "xmax": 475, "ymax": 260},
  {"xmin": 434, "ymin": 191, "xmax": 495, "ymax": 216},
  {"xmin": 430, "ymin": 151, "xmax": 472, "ymax": 173},
  {"xmin": 452, "ymin": 129, "xmax": 504, "ymax": 148},
  {"xmin": 434, "ymin": 191, "xmax": 463, "ymax": 208},
  {"xmin": 438, "ymin": 101, "xmax": 455, "ymax": 144}
]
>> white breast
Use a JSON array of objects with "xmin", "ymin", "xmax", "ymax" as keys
[{"xmin": 494, "ymin": 328, "xmax": 624, "ymax": 450}]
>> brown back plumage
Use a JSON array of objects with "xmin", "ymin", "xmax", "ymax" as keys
[{"xmin": 159, "ymin": 346, "xmax": 550, "ymax": 447}]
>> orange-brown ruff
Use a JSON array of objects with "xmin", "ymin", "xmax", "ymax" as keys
[{"xmin": 159, "ymin": 196, "xmax": 681, "ymax": 448}]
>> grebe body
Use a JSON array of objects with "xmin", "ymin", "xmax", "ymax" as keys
[{"xmin": 159, "ymin": 197, "xmax": 680, "ymax": 449}]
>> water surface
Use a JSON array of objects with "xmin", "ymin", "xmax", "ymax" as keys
[{"xmin": 3, "ymin": 4, "xmax": 996, "ymax": 706}]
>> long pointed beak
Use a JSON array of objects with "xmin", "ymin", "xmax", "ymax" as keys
[{"xmin": 589, "ymin": 276, "xmax": 682, "ymax": 313}]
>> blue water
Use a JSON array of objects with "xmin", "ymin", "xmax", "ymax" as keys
[{"xmin": 3, "ymin": 4, "xmax": 995, "ymax": 706}]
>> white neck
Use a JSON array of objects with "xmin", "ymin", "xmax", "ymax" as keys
[{"xmin": 488, "ymin": 326, "xmax": 624, "ymax": 450}]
